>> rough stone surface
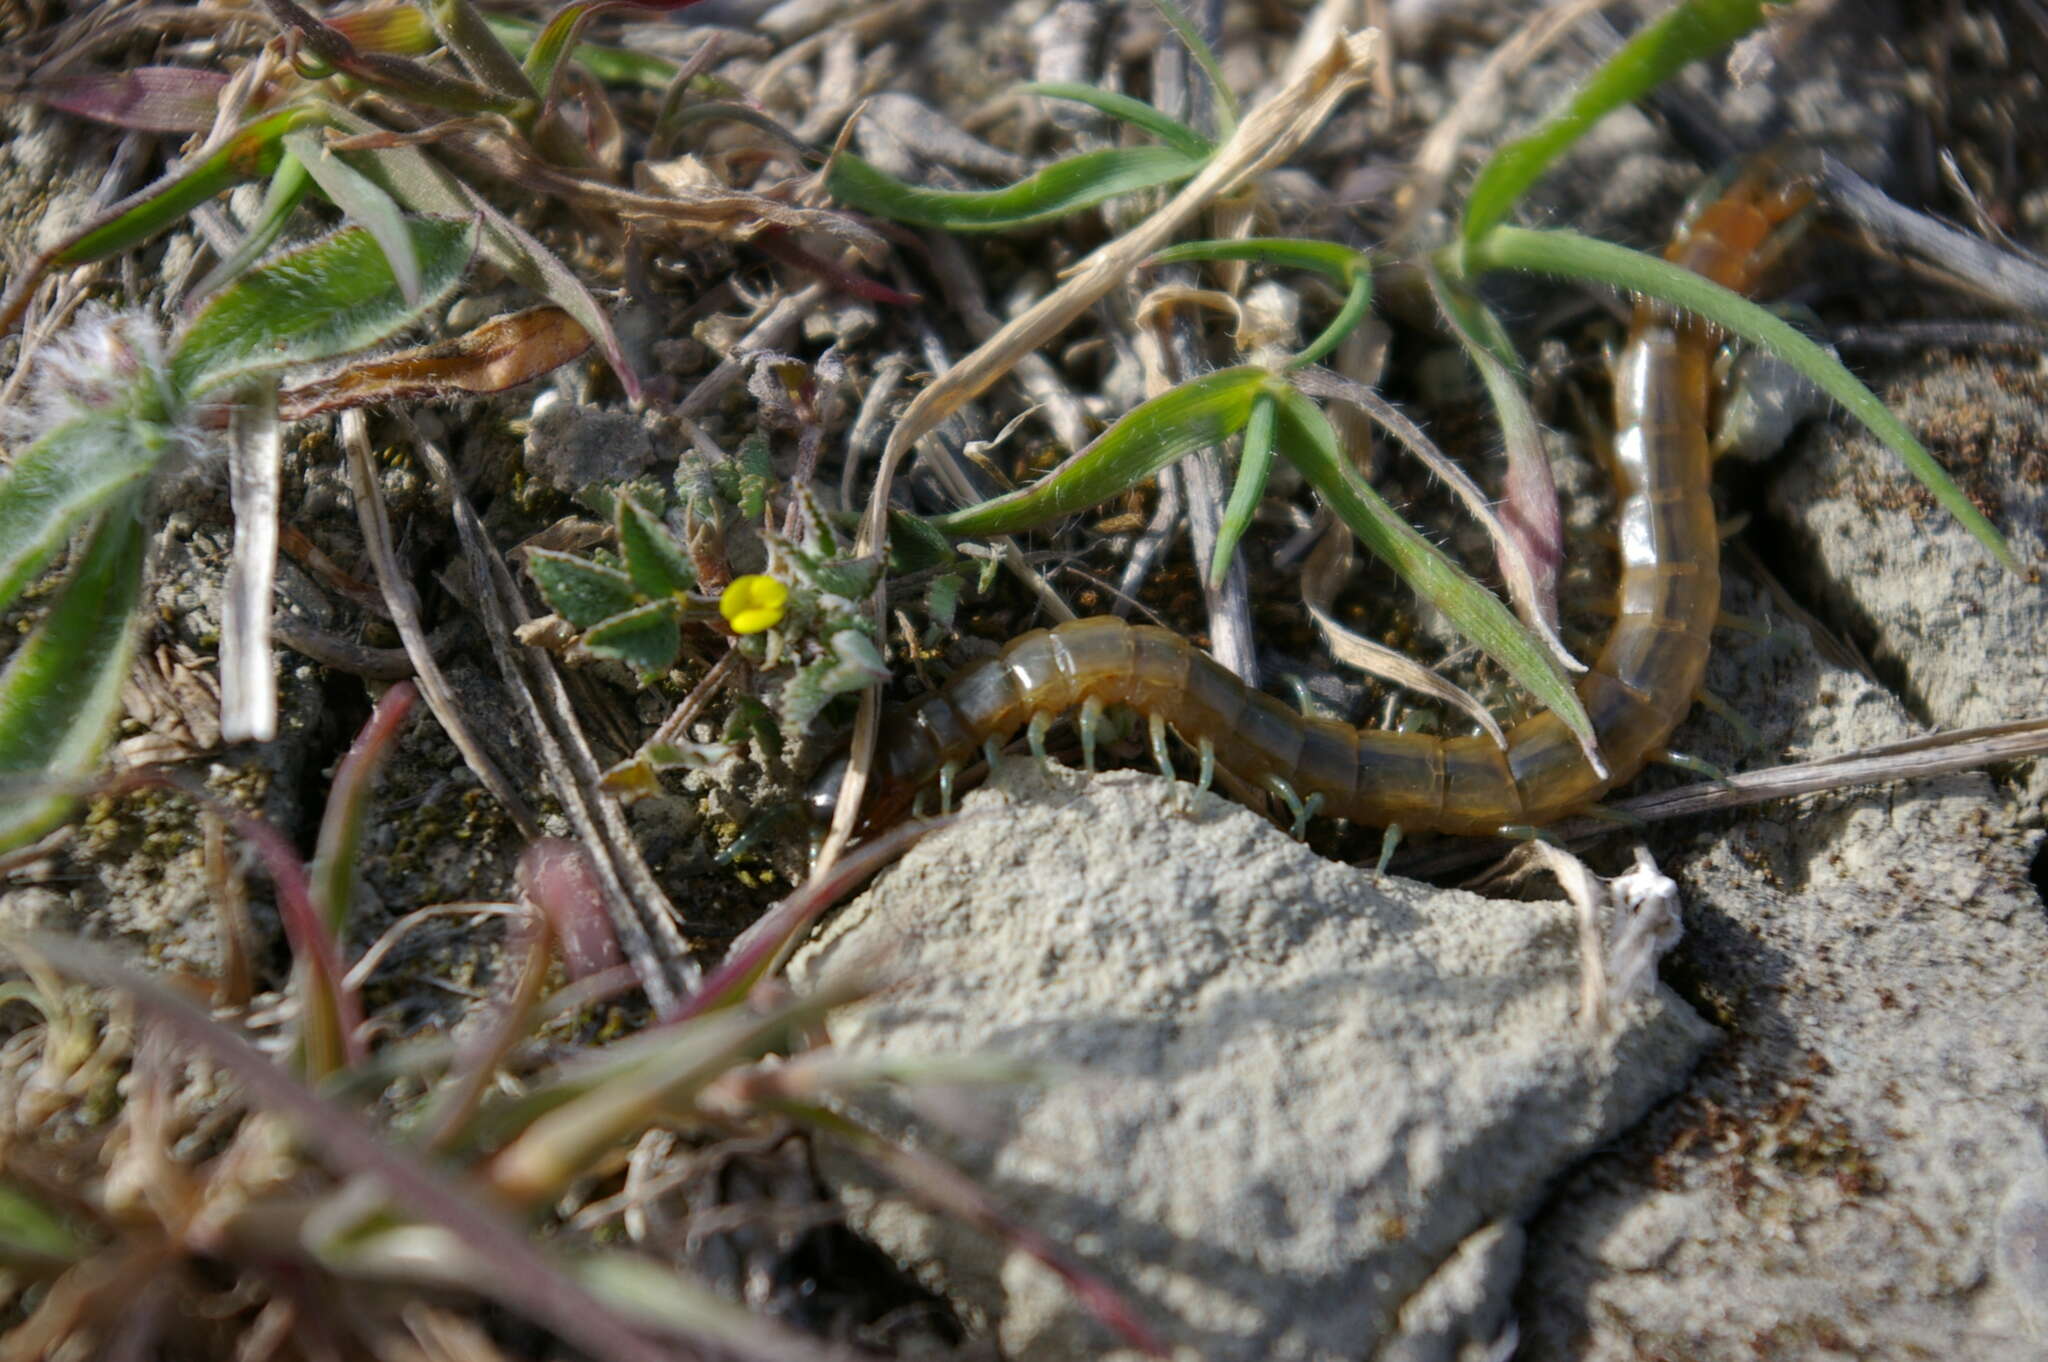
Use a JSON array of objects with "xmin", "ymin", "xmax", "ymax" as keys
[
  {"xmin": 791, "ymin": 764, "xmax": 1715, "ymax": 1362},
  {"xmin": 1768, "ymin": 350, "xmax": 2048, "ymax": 815},
  {"xmin": 521, "ymin": 398, "xmax": 656, "ymax": 496}
]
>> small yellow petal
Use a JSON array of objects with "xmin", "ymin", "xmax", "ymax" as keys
[{"xmin": 719, "ymin": 574, "xmax": 789, "ymax": 634}]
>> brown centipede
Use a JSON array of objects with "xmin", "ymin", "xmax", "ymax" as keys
[{"xmin": 824, "ymin": 169, "xmax": 1818, "ymax": 839}]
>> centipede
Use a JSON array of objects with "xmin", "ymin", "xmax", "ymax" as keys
[{"xmin": 830, "ymin": 169, "xmax": 1817, "ymax": 839}]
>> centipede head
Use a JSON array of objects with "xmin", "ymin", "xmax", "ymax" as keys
[{"xmin": 804, "ymin": 707, "xmax": 942, "ymax": 833}]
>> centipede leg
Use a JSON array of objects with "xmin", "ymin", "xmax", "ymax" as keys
[
  {"xmin": 1148, "ymin": 712, "xmax": 1175, "ymax": 781},
  {"xmin": 1078, "ymin": 696, "xmax": 1106, "ymax": 773},
  {"xmin": 1657, "ymin": 749, "xmax": 1733, "ymax": 785},
  {"xmin": 1195, "ymin": 737, "xmax": 1216, "ymax": 797},
  {"xmin": 1695, "ymin": 690, "xmax": 1762, "ymax": 748},
  {"xmin": 1376, "ymin": 824, "xmax": 1403, "ymax": 873},
  {"xmin": 937, "ymin": 760, "xmax": 961, "ymax": 814},
  {"xmin": 983, "ymin": 736, "xmax": 1003, "ymax": 775},
  {"xmin": 1263, "ymin": 774, "xmax": 1323, "ymax": 840},
  {"xmin": 1027, "ymin": 710, "xmax": 1055, "ymax": 764}
]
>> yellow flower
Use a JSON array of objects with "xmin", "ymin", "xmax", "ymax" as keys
[{"xmin": 719, "ymin": 574, "xmax": 789, "ymax": 634}]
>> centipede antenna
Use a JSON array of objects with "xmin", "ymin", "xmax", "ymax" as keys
[
  {"xmin": 1027, "ymin": 710, "xmax": 1054, "ymax": 764},
  {"xmin": 1078, "ymin": 696, "xmax": 1106, "ymax": 773},
  {"xmin": 937, "ymin": 760, "xmax": 960, "ymax": 814},
  {"xmin": 983, "ymin": 736, "xmax": 1004, "ymax": 775},
  {"xmin": 1712, "ymin": 609, "xmax": 1773, "ymax": 638},
  {"xmin": 1657, "ymin": 749, "xmax": 1733, "ymax": 785},
  {"xmin": 1148, "ymin": 712, "xmax": 1175, "ymax": 780},
  {"xmin": 1695, "ymin": 689, "xmax": 1763, "ymax": 748},
  {"xmin": 1377, "ymin": 824, "xmax": 1403, "ymax": 873},
  {"xmin": 1195, "ymin": 737, "xmax": 1216, "ymax": 796},
  {"xmin": 1580, "ymin": 803, "xmax": 1648, "ymax": 830}
]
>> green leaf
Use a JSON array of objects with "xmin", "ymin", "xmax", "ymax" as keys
[
  {"xmin": 931, "ymin": 366, "xmax": 1267, "ymax": 537},
  {"xmin": 170, "ymin": 217, "xmax": 478, "ymax": 396},
  {"xmin": 616, "ymin": 498, "xmax": 695, "ymax": 597},
  {"xmin": 1267, "ymin": 384, "xmax": 1598, "ymax": 760},
  {"xmin": 826, "ymin": 145, "xmax": 1206, "ymax": 232},
  {"xmin": 580, "ymin": 599, "xmax": 682, "ymax": 679},
  {"xmin": 1018, "ymin": 82, "xmax": 1213, "ymax": 159},
  {"xmin": 1461, "ymin": 0, "xmax": 1785, "ymax": 244},
  {"xmin": 281, "ymin": 129, "xmax": 423, "ymax": 304},
  {"xmin": 0, "ymin": 418, "xmax": 170, "ymax": 615},
  {"xmin": 1455, "ymin": 224, "xmax": 2018, "ymax": 569},
  {"xmin": 187, "ymin": 149, "xmax": 315, "ymax": 305},
  {"xmin": 1209, "ymin": 390, "xmax": 1276, "ymax": 587},
  {"xmin": 482, "ymin": 13, "xmax": 681, "ymax": 90},
  {"xmin": 527, "ymin": 550, "xmax": 642, "ymax": 629},
  {"xmin": 886, "ymin": 510, "xmax": 958, "ymax": 573},
  {"xmin": 0, "ymin": 1179, "xmax": 89, "ymax": 1268},
  {"xmin": 1149, "ymin": 236, "xmax": 1367, "ymax": 280},
  {"xmin": 0, "ymin": 501, "xmax": 147, "ymax": 852}
]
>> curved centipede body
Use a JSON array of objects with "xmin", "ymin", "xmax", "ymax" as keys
[{"xmin": 853, "ymin": 172, "xmax": 1815, "ymax": 838}]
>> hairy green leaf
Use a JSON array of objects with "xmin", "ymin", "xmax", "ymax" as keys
[
  {"xmin": 528, "ymin": 550, "xmax": 641, "ymax": 629},
  {"xmin": 1461, "ymin": 0, "xmax": 1785, "ymax": 243},
  {"xmin": 580, "ymin": 599, "xmax": 682, "ymax": 679},
  {"xmin": 170, "ymin": 217, "xmax": 477, "ymax": 396},
  {"xmin": 0, "ymin": 503, "xmax": 147, "ymax": 852},
  {"xmin": 931, "ymin": 366, "xmax": 1267, "ymax": 537},
  {"xmin": 827, "ymin": 145, "xmax": 1205, "ymax": 232},
  {"xmin": 282, "ymin": 130, "xmax": 423, "ymax": 304},
  {"xmin": 1456, "ymin": 224, "xmax": 2018, "ymax": 569},
  {"xmin": 1018, "ymin": 82, "xmax": 1212, "ymax": 158},
  {"xmin": 617, "ymin": 498, "xmax": 695, "ymax": 598},
  {"xmin": 0, "ymin": 419, "xmax": 170, "ymax": 615},
  {"xmin": 1268, "ymin": 384, "xmax": 1598, "ymax": 761}
]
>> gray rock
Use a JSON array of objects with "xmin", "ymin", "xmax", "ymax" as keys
[
  {"xmin": 522, "ymin": 398, "xmax": 656, "ymax": 496},
  {"xmin": 791, "ymin": 763, "xmax": 1715, "ymax": 1362}
]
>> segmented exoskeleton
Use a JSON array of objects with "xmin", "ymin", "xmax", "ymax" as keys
[{"xmin": 839, "ymin": 171, "xmax": 1814, "ymax": 838}]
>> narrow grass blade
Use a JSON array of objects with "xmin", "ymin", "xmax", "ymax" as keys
[
  {"xmin": 219, "ymin": 382, "xmax": 283, "ymax": 743},
  {"xmin": 1019, "ymin": 82, "xmax": 1212, "ymax": 159},
  {"xmin": 310, "ymin": 682, "xmax": 418, "ymax": 935},
  {"xmin": 827, "ymin": 145, "xmax": 1206, "ymax": 233},
  {"xmin": 1456, "ymin": 224, "xmax": 2019, "ymax": 568},
  {"xmin": 38, "ymin": 66, "xmax": 229, "ymax": 133},
  {"xmin": 1268, "ymin": 384, "xmax": 1598, "ymax": 765},
  {"xmin": 428, "ymin": 0, "xmax": 540, "ymax": 102},
  {"xmin": 186, "ymin": 150, "xmax": 315, "ymax": 308},
  {"xmin": 282, "ymin": 129, "xmax": 424, "ymax": 304},
  {"xmin": 1148, "ymin": 237, "xmax": 1375, "ymax": 367},
  {"xmin": 1143, "ymin": 0, "xmax": 1238, "ymax": 135},
  {"xmin": 0, "ymin": 419, "xmax": 169, "ymax": 615},
  {"xmin": 170, "ymin": 217, "xmax": 478, "ymax": 397},
  {"xmin": 1460, "ymin": 0, "xmax": 1784, "ymax": 244},
  {"xmin": 931, "ymin": 366, "xmax": 1266, "ymax": 537},
  {"xmin": 0, "ymin": 501, "xmax": 147, "ymax": 851},
  {"xmin": 483, "ymin": 13, "xmax": 680, "ymax": 89},
  {"xmin": 1209, "ymin": 390, "xmax": 1275, "ymax": 588}
]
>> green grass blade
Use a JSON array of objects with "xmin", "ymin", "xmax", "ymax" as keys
[
  {"xmin": 0, "ymin": 501, "xmax": 147, "ymax": 851},
  {"xmin": 1268, "ymin": 384, "xmax": 1597, "ymax": 761},
  {"xmin": 1018, "ymin": 82, "xmax": 1213, "ymax": 158},
  {"xmin": 1148, "ymin": 236, "xmax": 1365, "ymax": 279},
  {"xmin": 186, "ymin": 149, "xmax": 315, "ymax": 305},
  {"xmin": 281, "ymin": 129, "xmax": 423, "ymax": 305},
  {"xmin": 309, "ymin": 682, "xmax": 417, "ymax": 936},
  {"xmin": 0, "ymin": 419, "xmax": 168, "ymax": 615},
  {"xmin": 826, "ymin": 145, "xmax": 1206, "ymax": 232},
  {"xmin": 930, "ymin": 366, "xmax": 1266, "ymax": 537},
  {"xmin": 1457, "ymin": 224, "xmax": 2019, "ymax": 569},
  {"xmin": 482, "ymin": 13, "xmax": 680, "ymax": 89},
  {"xmin": 1460, "ymin": 0, "xmax": 1783, "ymax": 244},
  {"xmin": 1143, "ymin": 0, "xmax": 1238, "ymax": 134},
  {"xmin": 1209, "ymin": 390, "xmax": 1276, "ymax": 587},
  {"xmin": 170, "ymin": 216, "xmax": 478, "ymax": 396},
  {"xmin": 1290, "ymin": 268, "xmax": 1374, "ymax": 370}
]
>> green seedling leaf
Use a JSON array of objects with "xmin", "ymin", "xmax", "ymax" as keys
[
  {"xmin": 0, "ymin": 418, "xmax": 171, "ymax": 615},
  {"xmin": 827, "ymin": 145, "xmax": 1206, "ymax": 232},
  {"xmin": 309, "ymin": 682, "xmax": 417, "ymax": 936},
  {"xmin": 0, "ymin": 1179, "xmax": 89, "ymax": 1270},
  {"xmin": 1209, "ymin": 390, "xmax": 1276, "ymax": 588},
  {"xmin": 1143, "ymin": 0, "xmax": 1238, "ymax": 134},
  {"xmin": 617, "ymin": 498, "xmax": 696, "ymax": 597},
  {"xmin": 0, "ymin": 502, "xmax": 147, "ymax": 852},
  {"xmin": 483, "ymin": 12, "xmax": 682, "ymax": 89},
  {"xmin": 521, "ymin": 1, "xmax": 711, "ymax": 109},
  {"xmin": 580, "ymin": 599, "xmax": 683, "ymax": 679},
  {"xmin": 1456, "ymin": 224, "xmax": 2018, "ymax": 569},
  {"xmin": 1019, "ymin": 82, "xmax": 1213, "ymax": 159},
  {"xmin": 281, "ymin": 130, "xmax": 423, "ymax": 304},
  {"xmin": 886, "ymin": 509, "xmax": 958, "ymax": 573},
  {"xmin": 188, "ymin": 149, "xmax": 315, "ymax": 306},
  {"xmin": 1148, "ymin": 238, "xmax": 1375, "ymax": 368},
  {"xmin": 428, "ymin": 0, "xmax": 540, "ymax": 103},
  {"xmin": 1268, "ymin": 383, "xmax": 1599, "ymax": 765},
  {"xmin": 1461, "ymin": 0, "xmax": 1786, "ymax": 244},
  {"xmin": 171, "ymin": 216, "xmax": 478, "ymax": 396},
  {"xmin": 528, "ymin": 550, "xmax": 641, "ymax": 629},
  {"xmin": 931, "ymin": 366, "xmax": 1267, "ymax": 537}
]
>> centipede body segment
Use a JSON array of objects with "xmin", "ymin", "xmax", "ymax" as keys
[{"xmin": 848, "ymin": 172, "xmax": 1814, "ymax": 838}]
